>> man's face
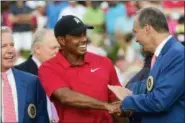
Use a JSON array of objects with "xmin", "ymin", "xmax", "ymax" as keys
[
  {"xmin": 1, "ymin": 32, "xmax": 16, "ymax": 71},
  {"xmin": 63, "ymin": 32, "xmax": 87, "ymax": 56},
  {"xmin": 36, "ymin": 32, "xmax": 60, "ymax": 63},
  {"xmin": 133, "ymin": 19, "xmax": 152, "ymax": 52},
  {"xmin": 69, "ymin": 1, "xmax": 77, "ymax": 6}
]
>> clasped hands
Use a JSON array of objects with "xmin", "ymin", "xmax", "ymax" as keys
[{"xmin": 105, "ymin": 85, "xmax": 133, "ymax": 117}]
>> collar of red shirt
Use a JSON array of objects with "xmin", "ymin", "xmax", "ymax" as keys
[{"xmin": 56, "ymin": 51, "xmax": 91, "ymax": 68}]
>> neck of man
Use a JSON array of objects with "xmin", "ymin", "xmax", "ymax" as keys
[
  {"xmin": 151, "ymin": 32, "xmax": 170, "ymax": 53},
  {"xmin": 62, "ymin": 50, "xmax": 84, "ymax": 66},
  {"xmin": 1, "ymin": 67, "xmax": 9, "ymax": 73},
  {"xmin": 33, "ymin": 53, "xmax": 43, "ymax": 64}
]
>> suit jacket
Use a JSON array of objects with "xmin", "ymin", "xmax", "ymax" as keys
[
  {"xmin": 12, "ymin": 68, "xmax": 49, "ymax": 123},
  {"xmin": 122, "ymin": 37, "xmax": 185, "ymax": 123},
  {"xmin": 15, "ymin": 55, "xmax": 38, "ymax": 75}
]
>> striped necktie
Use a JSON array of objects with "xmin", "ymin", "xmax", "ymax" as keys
[
  {"xmin": 150, "ymin": 55, "xmax": 157, "ymax": 70},
  {"xmin": 2, "ymin": 72, "xmax": 16, "ymax": 122}
]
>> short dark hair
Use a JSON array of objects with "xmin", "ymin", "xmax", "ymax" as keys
[{"xmin": 137, "ymin": 7, "xmax": 169, "ymax": 33}]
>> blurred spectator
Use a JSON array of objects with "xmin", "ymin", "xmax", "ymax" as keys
[
  {"xmin": 8, "ymin": 0, "xmax": 35, "ymax": 52},
  {"xmin": 125, "ymin": 1, "xmax": 137, "ymax": 17},
  {"xmin": 167, "ymin": 13, "xmax": 179, "ymax": 35},
  {"xmin": 115, "ymin": 33, "xmax": 143, "ymax": 85},
  {"xmin": 58, "ymin": 1, "xmax": 86, "ymax": 20},
  {"xmin": 85, "ymin": 1, "xmax": 93, "ymax": 7},
  {"xmin": 46, "ymin": 1, "xmax": 68, "ymax": 29},
  {"xmin": 163, "ymin": 1, "xmax": 184, "ymax": 16},
  {"xmin": 26, "ymin": 1, "xmax": 43, "ymax": 9},
  {"xmin": 135, "ymin": 1, "xmax": 163, "ymax": 10},
  {"xmin": 30, "ymin": 1, "xmax": 47, "ymax": 31},
  {"xmin": 2, "ymin": 1, "xmax": 12, "ymax": 27},
  {"xmin": 15, "ymin": 29, "xmax": 60, "ymax": 122},
  {"xmin": 105, "ymin": 1, "xmax": 126, "ymax": 35},
  {"xmin": 104, "ymin": 1, "xmax": 127, "ymax": 51},
  {"xmin": 87, "ymin": 38, "xmax": 107, "ymax": 57},
  {"xmin": 100, "ymin": 1, "xmax": 109, "ymax": 12},
  {"xmin": 123, "ymin": 33, "xmax": 136, "ymax": 64},
  {"xmin": 83, "ymin": 1, "xmax": 105, "ymax": 47},
  {"xmin": 163, "ymin": 2, "xmax": 184, "ymax": 35},
  {"xmin": 78, "ymin": 1, "xmax": 87, "ymax": 6},
  {"xmin": 123, "ymin": 58, "xmax": 143, "ymax": 85},
  {"xmin": 114, "ymin": 55, "xmax": 128, "ymax": 86},
  {"xmin": 163, "ymin": 1, "xmax": 184, "ymax": 8},
  {"xmin": 115, "ymin": 2, "xmax": 135, "ymax": 38},
  {"xmin": 125, "ymin": 50, "xmax": 152, "ymax": 88},
  {"xmin": 175, "ymin": 16, "xmax": 184, "ymax": 46}
]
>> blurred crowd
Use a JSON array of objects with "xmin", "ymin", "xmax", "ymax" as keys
[{"xmin": 1, "ymin": 1, "xmax": 184, "ymax": 85}]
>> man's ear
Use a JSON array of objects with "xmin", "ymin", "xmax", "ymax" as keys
[
  {"xmin": 57, "ymin": 36, "xmax": 65, "ymax": 47},
  {"xmin": 144, "ymin": 24, "xmax": 151, "ymax": 34},
  {"xmin": 34, "ymin": 44, "xmax": 41, "ymax": 54}
]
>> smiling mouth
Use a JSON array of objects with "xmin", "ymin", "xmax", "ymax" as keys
[
  {"xmin": 4, "ymin": 56, "xmax": 15, "ymax": 60},
  {"xmin": 78, "ymin": 45, "xmax": 86, "ymax": 49}
]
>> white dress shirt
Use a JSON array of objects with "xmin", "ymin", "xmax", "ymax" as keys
[
  {"xmin": 32, "ymin": 55, "xmax": 56, "ymax": 121},
  {"xmin": 154, "ymin": 35, "xmax": 172, "ymax": 57},
  {"xmin": 32, "ymin": 55, "xmax": 41, "ymax": 67},
  {"xmin": 2, "ymin": 68, "xmax": 18, "ymax": 122}
]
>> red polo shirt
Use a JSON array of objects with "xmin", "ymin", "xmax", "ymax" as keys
[{"xmin": 38, "ymin": 51, "xmax": 121, "ymax": 123}]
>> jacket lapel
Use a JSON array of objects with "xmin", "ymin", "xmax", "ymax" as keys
[
  {"xmin": 160, "ymin": 37, "xmax": 175, "ymax": 56},
  {"xmin": 150, "ymin": 37, "xmax": 175, "ymax": 76},
  {"xmin": 27, "ymin": 56, "xmax": 38, "ymax": 75},
  {"xmin": 12, "ymin": 68, "xmax": 27, "ymax": 123}
]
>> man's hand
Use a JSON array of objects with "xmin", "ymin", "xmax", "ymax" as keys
[
  {"xmin": 108, "ymin": 101, "xmax": 131, "ymax": 117},
  {"xmin": 104, "ymin": 102, "xmax": 120, "ymax": 113},
  {"xmin": 108, "ymin": 85, "xmax": 132, "ymax": 100},
  {"xmin": 110, "ymin": 101, "xmax": 122, "ymax": 115},
  {"xmin": 108, "ymin": 101, "xmax": 134, "ymax": 118}
]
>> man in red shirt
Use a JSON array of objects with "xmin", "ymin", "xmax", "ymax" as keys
[{"xmin": 38, "ymin": 15, "xmax": 122, "ymax": 123}]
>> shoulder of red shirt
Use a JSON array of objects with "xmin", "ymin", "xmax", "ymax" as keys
[
  {"xmin": 85, "ymin": 52, "xmax": 112, "ymax": 63},
  {"xmin": 39, "ymin": 51, "xmax": 113, "ymax": 69}
]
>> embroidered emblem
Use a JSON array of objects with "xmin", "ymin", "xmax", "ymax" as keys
[
  {"xmin": 28, "ymin": 104, "xmax": 36, "ymax": 119},
  {"xmin": 147, "ymin": 76, "xmax": 154, "ymax": 91}
]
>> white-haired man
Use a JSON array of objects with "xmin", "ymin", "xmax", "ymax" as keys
[{"xmin": 1, "ymin": 26, "xmax": 49, "ymax": 122}]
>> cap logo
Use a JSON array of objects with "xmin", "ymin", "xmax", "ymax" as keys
[{"xmin": 74, "ymin": 17, "xmax": 80, "ymax": 24}]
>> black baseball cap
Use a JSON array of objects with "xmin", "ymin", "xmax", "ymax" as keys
[{"xmin": 54, "ymin": 15, "xmax": 94, "ymax": 38}]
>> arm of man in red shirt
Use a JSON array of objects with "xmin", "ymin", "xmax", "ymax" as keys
[
  {"xmin": 53, "ymin": 87, "xmax": 116, "ymax": 111},
  {"xmin": 39, "ymin": 64, "xmax": 118, "ymax": 112}
]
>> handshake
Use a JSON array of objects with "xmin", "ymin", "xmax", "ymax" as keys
[{"xmin": 104, "ymin": 85, "xmax": 133, "ymax": 117}]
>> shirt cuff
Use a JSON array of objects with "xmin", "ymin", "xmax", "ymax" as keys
[{"xmin": 121, "ymin": 95, "xmax": 135, "ymax": 112}]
